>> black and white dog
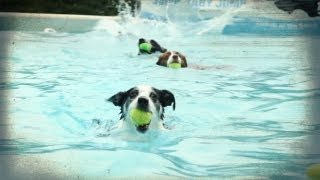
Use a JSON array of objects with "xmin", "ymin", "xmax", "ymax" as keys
[
  {"xmin": 138, "ymin": 38, "xmax": 167, "ymax": 55},
  {"xmin": 108, "ymin": 85, "xmax": 175, "ymax": 133}
]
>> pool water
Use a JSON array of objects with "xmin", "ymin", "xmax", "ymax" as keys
[{"xmin": 1, "ymin": 0, "xmax": 320, "ymax": 179}]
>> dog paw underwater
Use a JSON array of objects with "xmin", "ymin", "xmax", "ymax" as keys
[{"xmin": 107, "ymin": 85, "xmax": 176, "ymax": 137}]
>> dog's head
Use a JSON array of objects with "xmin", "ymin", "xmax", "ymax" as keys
[
  {"xmin": 138, "ymin": 38, "xmax": 147, "ymax": 45},
  {"xmin": 108, "ymin": 85, "xmax": 175, "ymax": 133},
  {"xmin": 157, "ymin": 51, "xmax": 188, "ymax": 68}
]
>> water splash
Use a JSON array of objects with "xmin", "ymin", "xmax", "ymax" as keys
[{"xmin": 44, "ymin": 28, "xmax": 57, "ymax": 33}]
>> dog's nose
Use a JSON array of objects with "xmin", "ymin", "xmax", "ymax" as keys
[
  {"xmin": 172, "ymin": 55, "xmax": 178, "ymax": 59},
  {"xmin": 138, "ymin": 97, "xmax": 149, "ymax": 108}
]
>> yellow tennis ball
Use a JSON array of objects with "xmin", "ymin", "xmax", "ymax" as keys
[
  {"xmin": 168, "ymin": 63, "xmax": 181, "ymax": 69},
  {"xmin": 139, "ymin": 42, "xmax": 152, "ymax": 53},
  {"xmin": 307, "ymin": 163, "xmax": 320, "ymax": 179},
  {"xmin": 130, "ymin": 108, "xmax": 152, "ymax": 126}
]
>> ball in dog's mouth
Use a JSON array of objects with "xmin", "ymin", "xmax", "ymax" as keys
[
  {"xmin": 130, "ymin": 108, "xmax": 152, "ymax": 133},
  {"xmin": 168, "ymin": 63, "xmax": 181, "ymax": 69}
]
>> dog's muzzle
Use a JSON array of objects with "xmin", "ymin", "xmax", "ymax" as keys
[
  {"xmin": 172, "ymin": 55, "xmax": 181, "ymax": 64},
  {"xmin": 137, "ymin": 97, "xmax": 149, "ymax": 110},
  {"xmin": 135, "ymin": 97, "xmax": 151, "ymax": 133},
  {"xmin": 136, "ymin": 123, "xmax": 150, "ymax": 133}
]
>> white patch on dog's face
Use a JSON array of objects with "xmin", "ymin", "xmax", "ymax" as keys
[
  {"xmin": 126, "ymin": 86, "xmax": 160, "ymax": 117},
  {"xmin": 166, "ymin": 51, "xmax": 182, "ymax": 66}
]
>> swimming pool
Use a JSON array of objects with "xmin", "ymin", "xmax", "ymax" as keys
[{"xmin": 1, "ymin": 0, "xmax": 320, "ymax": 179}]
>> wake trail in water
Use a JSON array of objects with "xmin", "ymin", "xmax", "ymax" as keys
[{"xmin": 92, "ymin": 0, "xmax": 319, "ymax": 38}]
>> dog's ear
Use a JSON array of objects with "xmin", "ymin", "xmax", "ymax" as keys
[
  {"xmin": 138, "ymin": 38, "xmax": 146, "ymax": 45},
  {"xmin": 107, "ymin": 91, "xmax": 128, "ymax": 107},
  {"xmin": 179, "ymin": 53, "xmax": 188, "ymax": 67},
  {"xmin": 157, "ymin": 52, "xmax": 171, "ymax": 67},
  {"xmin": 159, "ymin": 90, "xmax": 176, "ymax": 110}
]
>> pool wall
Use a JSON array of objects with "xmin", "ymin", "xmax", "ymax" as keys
[{"xmin": 0, "ymin": 12, "xmax": 119, "ymax": 32}]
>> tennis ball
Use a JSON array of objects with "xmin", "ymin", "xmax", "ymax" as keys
[
  {"xmin": 139, "ymin": 42, "xmax": 152, "ymax": 53},
  {"xmin": 130, "ymin": 108, "xmax": 152, "ymax": 126},
  {"xmin": 307, "ymin": 163, "xmax": 320, "ymax": 179},
  {"xmin": 168, "ymin": 63, "xmax": 181, "ymax": 69}
]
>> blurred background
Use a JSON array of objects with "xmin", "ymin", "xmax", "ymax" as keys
[
  {"xmin": 0, "ymin": 0, "xmax": 141, "ymax": 16},
  {"xmin": 0, "ymin": 0, "xmax": 318, "ymax": 17}
]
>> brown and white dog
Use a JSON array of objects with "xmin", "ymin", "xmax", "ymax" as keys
[{"xmin": 157, "ymin": 51, "xmax": 188, "ymax": 68}]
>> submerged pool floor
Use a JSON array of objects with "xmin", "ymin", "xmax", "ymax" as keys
[{"xmin": 1, "ymin": 9, "xmax": 320, "ymax": 178}]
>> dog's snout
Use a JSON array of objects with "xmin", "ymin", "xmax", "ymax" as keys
[
  {"xmin": 172, "ymin": 55, "xmax": 178, "ymax": 59},
  {"xmin": 136, "ymin": 124, "xmax": 149, "ymax": 133},
  {"xmin": 138, "ymin": 97, "xmax": 149, "ymax": 108}
]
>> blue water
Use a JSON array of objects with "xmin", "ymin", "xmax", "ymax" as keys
[{"xmin": 1, "ymin": 0, "xmax": 320, "ymax": 179}]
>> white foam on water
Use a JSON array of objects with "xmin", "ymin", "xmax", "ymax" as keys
[
  {"xmin": 93, "ymin": 19, "xmax": 123, "ymax": 36},
  {"xmin": 196, "ymin": 6, "xmax": 247, "ymax": 35},
  {"xmin": 44, "ymin": 28, "xmax": 57, "ymax": 33}
]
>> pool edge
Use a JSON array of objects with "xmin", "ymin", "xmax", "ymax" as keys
[{"xmin": 0, "ymin": 12, "xmax": 120, "ymax": 32}]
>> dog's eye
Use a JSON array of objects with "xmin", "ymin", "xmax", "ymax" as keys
[
  {"xmin": 150, "ymin": 93, "xmax": 158, "ymax": 102},
  {"xmin": 129, "ymin": 90, "xmax": 138, "ymax": 99}
]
